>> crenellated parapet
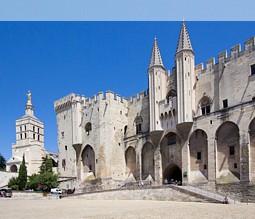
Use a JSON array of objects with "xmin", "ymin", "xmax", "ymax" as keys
[
  {"xmin": 195, "ymin": 36, "xmax": 255, "ymax": 75},
  {"xmin": 54, "ymin": 93, "xmax": 85, "ymax": 112},
  {"xmin": 128, "ymin": 90, "xmax": 148, "ymax": 105}
]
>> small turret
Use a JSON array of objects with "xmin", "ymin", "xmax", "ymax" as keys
[
  {"xmin": 175, "ymin": 20, "xmax": 195, "ymax": 123},
  {"xmin": 176, "ymin": 20, "xmax": 193, "ymax": 56},
  {"xmin": 148, "ymin": 37, "xmax": 167, "ymax": 131},
  {"xmin": 149, "ymin": 37, "xmax": 165, "ymax": 69}
]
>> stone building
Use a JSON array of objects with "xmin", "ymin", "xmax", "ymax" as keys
[
  {"xmin": 6, "ymin": 91, "xmax": 57, "ymax": 176},
  {"xmin": 54, "ymin": 21, "xmax": 255, "ymax": 192}
]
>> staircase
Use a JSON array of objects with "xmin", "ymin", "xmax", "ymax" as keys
[{"xmin": 169, "ymin": 184, "xmax": 240, "ymax": 204}]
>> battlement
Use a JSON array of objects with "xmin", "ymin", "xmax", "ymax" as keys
[
  {"xmin": 54, "ymin": 93, "xmax": 85, "ymax": 111},
  {"xmin": 195, "ymin": 36, "xmax": 255, "ymax": 74},
  {"xmin": 128, "ymin": 90, "xmax": 149, "ymax": 104}
]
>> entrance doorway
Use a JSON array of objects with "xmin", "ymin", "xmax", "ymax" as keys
[{"xmin": 163, "ymin": 164, "xmax": 182, "ymax": 184}]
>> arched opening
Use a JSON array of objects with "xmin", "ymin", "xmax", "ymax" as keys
[
  {"xmin": 125, "ymin": 147, "xmax": 136, "ymax": 178},
  {"xmin": 163, "ymin": 164, "xmax": 182, "ymax": 184},
  {"xmin": 160, "ymin": 132, "xmax": 182, "ymax": 179},
  {"xmin": 189, "ymin": 129, "xmax": 208, "ymax": 182},
  {"xmin": 142, "ymin": 142, "xmax": 155, "ymax": 180},
  {"xmin": 10, "ymin": 165, "xmax": 18, "ymax": 172},
  {"xmin": 81, "ymin": 145, "xmax": 95, "ymax": 176},
  {"xmin": 85, "ymin": 122, "xmax": 92, "ymax": 135},
  {"xmin": 216, "ymin": 121, "xmax": 240, "ymax": 182},
  {"xmin": 249, "ymin": 118, "xmax": 255, "ymax": 181}
]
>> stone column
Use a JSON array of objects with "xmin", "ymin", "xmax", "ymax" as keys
[{"xmin": 182, "ymin": 140, "xmax": 189, "ymax": 184}]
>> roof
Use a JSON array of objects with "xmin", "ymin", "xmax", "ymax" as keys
[
  {"xmin": 149, "ymin": 37, "xmax": 164, "ymax": 69},
  {"xmin": 176, "ymin": 20, "xmax": 193, "ymax": 54}
]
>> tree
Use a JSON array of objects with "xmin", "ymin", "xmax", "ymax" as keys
[
  {"xmin": 17, "ymin": 155, "xmax": 27, "ymax": 190},
  {"xmin": 26, "ymin": 174, "xmax": 39, "ymax": 191},
  {"xmin": 8, "ymin": 176, "xmax": 19, "ymax": 190},
  {"xmin": 0, "ymin": 153, "xmax": 6, "ymax": 171},
  {"xmin": 26, "ymin": 156, "xmax": 58, "ymax": 191},
  {"xmin": 39, "ymin": 156, "xmax": 53, "ymax": 174}
]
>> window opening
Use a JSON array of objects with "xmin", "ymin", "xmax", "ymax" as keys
[
  {"xmin": 197, "ymin": 152, "xmax": 202, "ymax": 160},
  {"xmin": 229, "ymin": 146, "xmax": 235, "ymax": 156},
  {"xmin": 85, "ymin": 122, "xmax": 92, "ymax": 135},
  {"xmin": 134, "ymin": 116, "xmax": 143, "ymax": 134},
  {"xmin": 251, "ymin": 64, "xmax": 255, "ymax": 75},
  {"xmin": 223, "ymin": 99, "xmax": 228, "ymax": 108},
  {"xmin": 167, "ymin": 135, "xmax": 176, "ymax": 145}
]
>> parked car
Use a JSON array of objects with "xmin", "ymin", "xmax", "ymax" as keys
[
  {"xmin": 50, "ymin": 188, "xmax": 62, "ymax": 194},
  {"xmin": 0, "ymin": 188, "xmax": 12, "ymax": 198}
]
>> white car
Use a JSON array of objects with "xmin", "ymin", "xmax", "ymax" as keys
[{"xmin": 50, "ymin": 188, "xmax": 62, "ymax": 194}]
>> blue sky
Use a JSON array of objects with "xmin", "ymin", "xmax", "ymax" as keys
[{"xmin": 1, "ymin": 21, "xmax": 255, "ymax": 160}]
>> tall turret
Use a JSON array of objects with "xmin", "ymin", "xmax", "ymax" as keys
[
  {"xmin": 175, "ymin": 21, "xmax": 195, "ymax": 123},
  {"xmin": 148, "ymin": 37, "xmax": 167, "ymax": 131}
]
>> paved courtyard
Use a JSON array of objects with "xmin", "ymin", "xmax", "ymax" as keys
[{"xmin": 0, "ymin": 198, "xmax": 255, "ymax": 218}]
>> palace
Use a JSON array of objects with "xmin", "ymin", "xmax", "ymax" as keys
[{"xmin": 54, "ymin": 21, "xmax": 255, "ymax": 194}]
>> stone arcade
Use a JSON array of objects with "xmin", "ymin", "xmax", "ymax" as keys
[{"xmin": 54, "ymin": 21, "xmax": 255, "ymax": 194}]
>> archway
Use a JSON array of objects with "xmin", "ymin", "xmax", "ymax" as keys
[
  {"xmin": 10, "ymin": 165, "xmax": 17, "ymax": 172},
  {"xmin": 163, "ymin": 164, "xmax": 182, "ymax": 184},
  {"xmin": 125, "ymin": 147, "xmax": 136, "ymax": 177},
  {"xmin": 160, "ymin": 132, "xmax": 182, "ymax": 178},
  {"xmin": 249, "ymin": 118, "xmax": 255, "ymax": 180},
  {"xmin": 141, "ymin": 142, "xmax": 154, "ymax": 180},
  {"xmin": 81, "ymin": 145, "xmax": 95, "ymax": 176},
  {"xmin": 216, "ymin": 121, "xmax": 240, "ymax": 181},
  {"xmin": 189, "ymin": 129, "xmax": 208, "ymax": 182}
]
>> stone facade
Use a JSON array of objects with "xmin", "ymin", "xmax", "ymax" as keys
[
  {"xmin": 54, "ymin": 21, "xmax": 255, "ymax": 193},
  {"xmin": 6, "ymin": 91, "xmax": 58, "ymax": 176}
]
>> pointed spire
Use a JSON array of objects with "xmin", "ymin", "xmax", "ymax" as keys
[
  {"xmin": 176, "ymin": 20, "xmax": 193, "ymax": 54},
  {"xmin": 149, "ymin": 37, "xmax": 164, "ymax": 69},
  {"xmin": 25, "ymin": 91, "xmax": 34, "ymax": 116}
]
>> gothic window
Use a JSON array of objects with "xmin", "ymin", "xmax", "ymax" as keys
[
  {"xmin": 166, "ymin": 89, "xmax": 177, "ymax": 103},
  {"xmin": 38, "ymin": 135, "xmax": 40, "ymax": 141},
  {"xmin": 33, "ymin": 126, "xmax": 35, "ymax": 132},
  {"xmin": 33, "ymin": 133, "xmax": 35, "ymax": 139},
  {"xmin": 38, "ymin": 128, "xmax": 40, "ymax": 133},
  {"xmin": 134, "ymin": 116, "xmax": 143, "ymax": 134},
  {"xmin": 200, "ymin": 96, "xmax": 211, "ymax": 115},
  {"xmin": 85, "ymin": 122, "xmax": 92, "ymax": 135}
]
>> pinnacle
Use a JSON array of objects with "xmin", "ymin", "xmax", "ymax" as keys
[
  {"xmin": 149, "ymin": 37, "xmax": 164, "ymax": 69},
  {"xmin": 176, "ymin": 20, "xmax": 193, "ymax": 54}
]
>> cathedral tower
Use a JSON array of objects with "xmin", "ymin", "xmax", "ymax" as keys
[
  {"xmin": 175, "ymin": 21, "xmax": 195, "ymax": 123},
  {"xmin": 6, "ymin": 91, "xmax": 45, "ymax": 175},
  {"xmin": 148, "ymin": 37, "xmax": 167, "ymax": 131}
]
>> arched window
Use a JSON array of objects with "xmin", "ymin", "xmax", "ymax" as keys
[
  {"xmin": 85, "ymin": 122, "xmax": 92, "ymax": 135},
  {"xmin": 134, "ymin": 116, "xmax": 143, "ymax": 134},
  {"xmin": 200, "ymin": 96, "xmax": 211, "ymax": 115}
]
